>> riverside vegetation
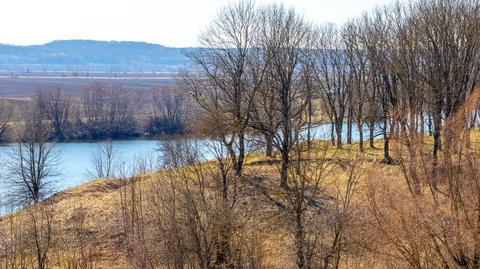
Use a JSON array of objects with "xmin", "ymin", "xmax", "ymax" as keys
[{"xmin": 0, "ymin": 82, "xmax": 189, "ymax": 143}]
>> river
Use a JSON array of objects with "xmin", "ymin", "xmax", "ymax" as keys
[{"xmin": 0, "ymin": 123, "xmax": 379, "ymax": 192}]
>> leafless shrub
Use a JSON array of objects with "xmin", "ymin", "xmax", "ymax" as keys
[
  {"xmin": 34, "ymin": 87, "xmax": 72, "ymax": 141},
  {"xmin": 0, "ymin": 100, "xmax": 13, "ymax": 142},
  {"xmin": 5, "ymin": 105, "xmax": 59, "ymax": 206},
  {"xmin": 58, "ymin": 205, "xmax": 96, "ymax": 269},
  {"xmin": 366, "ymin": 90, "xmax": 480, "ymax": 268},
  {"xmin": 87, "ymin": 140, "xmax": 117, "ymax": 179},
  {"xmin": 0, "ymin": 213, "xmax": 30, "ymax": 269},
  {"xmin": 271, "ymin": 143, "xmax": 363, "ymax": 269}
]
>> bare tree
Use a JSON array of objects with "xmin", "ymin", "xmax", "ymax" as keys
[
  {"xmin": 360, "ymin": 8, "xmax": 399, "ymax": 164},
  {"xmin": 35, "ymin": 87, "xmax": 72, "ymax": 141},
  {"xmin": 343, "ymin": 20, "xmax": 371, "ymax": 152},
  {"xmin": 249, "ymin": 72, "xmax": 280, "ymax": 158},
  {"xmin": 366, "ymin": 92, "xmax": 480, "ymax": 269},
  {"xmin": 118, "ymin": 139, "xmax": 251, "ymax": 268},
  {"xmin": 150, "ymin": 86, "xmax": 189, "ymax": 135},
  {"xmin": 280, "ymin": 144, "xmax": 332, "ymax": 268},
  {"xmin": 27, "ymin": 206, "xmax": 55, "ymax": 269},
  {"xmin": 3, "ymin": 105, "xmax": 58, "ymax": 269},
  {"xmin": 6, "ymin": 108, "xmax": 58, "ymax": 206},
  {"xmin": 162, "ymin": 140, "xmax": 244, "ymax": 268},
  {"xmin": 88, "ymin": 140, "xmax": 117, "ymax": 179},
  {"xmin": 80, "ymin": 82, "xmax": 137, "ymax": 139},
  {"xmin": 258, "ymin": 3, "xmax": 313, "ymax": 187},
  {"xmin": 313, "ymin": 24, "xmax": 352, "ymax": 150},
  {"xmin": 412, "ymin": 0, "xmax": 480, "ymax": 184},
  {"xmin": 0, "ymin": 100, "xmax": 12, "ymax": 142},
  {"xmin": 183, "ymin": 0, "xmax": 266, "ymax": 177}
]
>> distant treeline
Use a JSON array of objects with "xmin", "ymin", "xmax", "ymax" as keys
[{"xmin": 0, "ymin": 82, "xmax": 190, "ymax": 142}]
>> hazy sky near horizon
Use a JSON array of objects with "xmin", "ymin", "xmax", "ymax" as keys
[{"xmin": 0, "ymin": 0, "xmax": 397, "ymax": 47}]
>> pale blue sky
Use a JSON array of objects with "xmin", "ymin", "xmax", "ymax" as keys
[{"xmin": 0, "ymin": 0, "xmax": 398, "ymax": 47}]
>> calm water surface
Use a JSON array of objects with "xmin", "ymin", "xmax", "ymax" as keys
[
  {"xmin": 0, "ymin": 140, "xmax": 163, "ymax": 191},
  {"xmin": 0, "ymin": 123, "xmax": 380, "ymax": 192}
]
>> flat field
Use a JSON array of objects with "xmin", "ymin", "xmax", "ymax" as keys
[{"xmin": 0, "ymin": 73, "xmax": 177, "ymax": 97}]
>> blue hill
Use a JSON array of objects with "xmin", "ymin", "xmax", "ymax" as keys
[{"xmin": 0, "ymin": 40, "xmax": 191, "ymax": 72}]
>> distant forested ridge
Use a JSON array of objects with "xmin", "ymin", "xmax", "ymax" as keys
[{"xmin": 0, "ymin": 40, "xmax": 191, "ymax": 72}]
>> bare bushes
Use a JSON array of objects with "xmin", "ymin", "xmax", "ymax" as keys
[
  {"xmin": 58, "ymin": 205, "xmax": 97, "ymax": 269},
  {"xmin": 267, "ymin": 144, "xmax": 365, "ymax": 269},
  {"xmin": 0, "ymin": 205, "xmax": 56, "ymax": 269},
  {"xmin": 118, "ymin": 140, "xmax": 269, "ymax": 268},
  {"xmin": 365, "ymin": 92, "xmax": 480, "ymax": 268},
  {"xmin": 147, "ymin": 87, "xmax": 189, "ymax": 136}
]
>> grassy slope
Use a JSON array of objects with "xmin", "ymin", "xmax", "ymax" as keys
[{"xmin": 2, "ymin": 139, "xmax": 408, "ymax": 268}]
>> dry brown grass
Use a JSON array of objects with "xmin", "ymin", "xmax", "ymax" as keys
[{"xmin": 0, "ymin": 138, "xmax": 412, "ymax": 268}]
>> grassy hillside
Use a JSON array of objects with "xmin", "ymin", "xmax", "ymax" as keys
[{"xmin": 0, "ymin": 139, "xmax": 406, "ymax": 268}]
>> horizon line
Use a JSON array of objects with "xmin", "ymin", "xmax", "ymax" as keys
[{"xmin": 0, "ymin": 39, "xmax": 197, "ymax": 49}]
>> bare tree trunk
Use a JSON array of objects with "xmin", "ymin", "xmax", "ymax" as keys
[
  {"xmin": 420, "ymin": 107, "xmax": 425, "ymax": 136},
  {"xmin": 215, "ymin": 210, "xmax": 232, "ymax": 269},
  {"xmin": 265, "ymin": 132, "xmax": 274, "ymax": 158},
  {"xmin": 335, "ymin": 121, "xmax": 343, "ymax": 149},
  {"xmin": 357, "ymin": 122, "xmax": 364, "ymax": 152},
  {"xmin": 331, "ymin": 122, "xmax": 335, "ymax": 145},
  {"xmin": 369, "ymin": 121, "xmax": 375, "ymax": 148},
  {"xmin": 432, "ymin": 103, "xmax": 442, "ymax": 190},
  {"xmin": 383, "ymin": 117, "xmax": 394, "ymax": 164},
  {"xmin": 295, "ymin": 205, "xmax": 306, "ymax": 269},
  {"xmin": 347, "ymin": 107, "xmax": 353, "ymax": 144},
  {"xmin": 280, "ymin": 151, "xmax": 289, "ymax": 188},
  {"xmin": 236, "ymin": 131, "xmax": 245, "ymax": 176}
]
